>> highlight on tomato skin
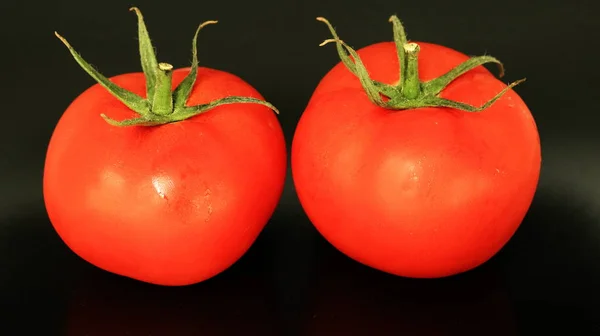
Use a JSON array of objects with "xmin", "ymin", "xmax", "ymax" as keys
[
  {"xmin": 43, "ymin": 7, "xmax": 287, "ymax": 286},
  {"xmin": 291, "ymin": 15, "xmax": 541, "ymax": 279}
]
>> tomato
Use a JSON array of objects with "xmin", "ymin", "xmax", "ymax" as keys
[
  {"xmin": 291, "ymin": 16, "xmax": 541, "ymax": 278},
  {"xmin": 44, "ymin": 8, "xmax": 286, "ymax": 286}
]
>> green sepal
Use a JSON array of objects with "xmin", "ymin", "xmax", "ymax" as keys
[
  {"xmin": 422, "ymin": 55, "xmax": 505, "ymax": 96},
  {"xmin": 388, "ymin": 16, "xmax": 408, "ymax": 90},
  {"xmin": 179, "ymin": 96, "xmax": 280, "ymax": 117},
  {"xmin": 317, "ymin": 18, "xmax": 384, "ymax": 105},
  {"xmin": 101, "ymin": 113, "xmax": 168, "ymax": 127},
  {"xmin": 427, "ymin": 78, "xmax": 526, "ymax": 112},
  {"xmin": 103, "ymin": 96, "xmax": 279, "ymax": 127},
  {"xmin": 172, "ymin": 20, "xmax": 219, "ymax": 108},
  {"xmin": 130, "ymin": 7, "xmax": 158, "ymax": 100},
  {"xmin": 54, "ymin": 32, "xmax": 150, "ymax": 115}
]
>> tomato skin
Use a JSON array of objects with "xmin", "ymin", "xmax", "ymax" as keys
[
  {"xmin": 292, "ymin": 41, "xmax": 541, "ymax": 278},
  {"xmin": 44, "ymin": 67, "xmax": 287, "ymax": 286}
]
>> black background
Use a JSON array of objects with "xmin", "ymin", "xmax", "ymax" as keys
[{"xmin": 1, "ymin": 0, "xmax": 599, "ymax": 334}]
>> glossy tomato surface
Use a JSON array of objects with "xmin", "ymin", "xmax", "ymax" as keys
[
  {"xmin": 292, "ymin": 42, "xmax": 541, "ymax": 278},
  {"xmin": 44, "ymin": 67, "xmax": 287, "ymax": 286}
]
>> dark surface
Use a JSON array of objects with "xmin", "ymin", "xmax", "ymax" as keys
[{"xmin": 2, "ymin": 0, "xmax": 599, "ymax": 334}]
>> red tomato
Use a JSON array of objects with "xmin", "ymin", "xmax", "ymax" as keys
[
  {"xmin": 291, "ymin": 17, "xmax": 541, "ymax": 278},
  {"xmin": 44, "ymin": 9, "xmax": 286, "ymax": 286}
]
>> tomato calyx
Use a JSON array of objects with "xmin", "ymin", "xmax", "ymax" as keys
[
  {"xmin": 317, "ymin": 16, "xmax": 526, "ymax": 113},
  {"xmin": 55, "ymin": 7, "xmax": 279, "ymax": 127}
]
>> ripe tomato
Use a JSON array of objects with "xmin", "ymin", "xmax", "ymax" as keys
[
  {"xmin": 44, "ymin": 8, "xmax": 286, "ymax": 286},
  {"xmin": 291, "ymin": 16, "xmax": 541, "ymax": 278}
]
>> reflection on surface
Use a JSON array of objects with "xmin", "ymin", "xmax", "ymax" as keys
[
  {"xmin": 61, "ymin": 224, "xmax": 519, "ymax": 335},
  {"xmin": 303, "ymin": 243, "xmax": 518, "ymax": 336},
  {"xmin": 64, "ymin": 265, "xmax": 277, "ymax": 336}
]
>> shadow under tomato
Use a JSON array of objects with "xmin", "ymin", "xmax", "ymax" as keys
[
  {"xmin": 301, "ymin": 237, "xmax": 518, "ymax": 336},
  {"xmin": 63, "ymin": 259, "xmax": 278, "ymax": 336}
]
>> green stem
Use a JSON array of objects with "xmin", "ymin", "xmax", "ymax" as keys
[
  {"xmin": 400, "ymin": 43, "xmax": 421, "ymax": 99},
  {"xmin": 152, "ymin": 63, "xmax": 174, "ymax": 115}
]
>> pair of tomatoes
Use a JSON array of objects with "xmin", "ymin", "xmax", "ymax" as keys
[{"xmin": 44, "ymin": 9, "xmax": 541, "ymax": 285}]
